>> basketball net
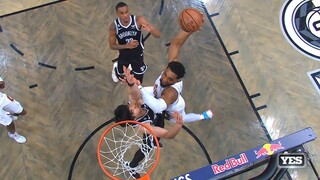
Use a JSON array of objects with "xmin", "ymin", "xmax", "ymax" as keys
[{"xmin": 97, "ymin": 120, "xmax": 160, "ymax": 180}]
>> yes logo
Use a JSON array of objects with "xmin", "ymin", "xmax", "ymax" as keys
[
  {"xmin": 278, "ymin": 153, "xmax": 306, "ymax": 168},
  {"xmin": 172, "ymin": 174, "xmax": 192, "ymax": 180}
]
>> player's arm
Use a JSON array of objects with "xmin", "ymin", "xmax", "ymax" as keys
[
  {"xmin": 122, "ymin": 66, "xmax": 177, "ymax": 114},
  {"xmin": 109, "ymin": 23, "xmax": 138, "ymax": 50},
  {"xmin": 0, "ymin": 77, "xmax": 5, "ymax": 89},
  {"xmin": 137, "ymin": 16, "xmax": 161, "ymax": 38},
  {"xmin": 139, "ymin": 86, "xmax": 178, "ymax": 114},
  {"xmin": 120, "ymin": 66, "xmax": 143, "ymax": 105},
  {"xmin": 140, "ymin": 112, "xmax": 183, "ymax": 139},
  {"xmin": 168, "ymin": 30, "xmax": 192, "ymax": 61},
  {"xmin": 127, "ymin": 82, "xmax": 144, "ymax": 105}
]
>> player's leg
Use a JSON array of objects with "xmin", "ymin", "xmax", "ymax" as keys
[
  {"xmin": 129, "ymin": 133, "xmax": 154, "ymax": 167},
  {"xmin": 125, "ymin": 133, "xmax": 155, "ymax": 179},
  {"xmin": 184, "ymin": 110, "xmax": 213, "ymax": 122},
  {"xmin": 124, "ymin": 149, "xmax": 142, "ymax": 179},
  {"xmin": 0, "ymin": 110, "xmax": 26, "ymax": 143},
  {"xmin": 131, "ymin": 57, "xmax": 147, "ymax": 84},
  {"xmin": 111, "ymin": 58, "xmax": 119, "ymax": 82},
  {"xmin": 2, "ymin": 95, "xmax": 27, "ymax": 143},
  {"xmin": 128, "ymin": 149, "xmax": 145, "ymax": 168},
  {"xmin": 168, "ymin": 96, "xmax": 213, "ymax": 122},
  {"xmin": 115, "ymin": 59, "xmax": 129, "ymax": 80}
]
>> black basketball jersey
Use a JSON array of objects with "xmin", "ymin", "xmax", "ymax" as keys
[
  {"xmin": 114, "ymin": 15, "xmax": 144, "ymax": 60},
  {"xmin": 131, "ymin": 103, "xmax": 156, "ymax": 127}
]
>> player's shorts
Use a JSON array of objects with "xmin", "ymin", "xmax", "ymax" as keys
[
  {"xmin": 0, "ymin": 93, "xmax": 23, "ymax": 126},
  {"xmin": 0, "ymin": 109, "xmax": 15, "ymax": 126},
  {"xmin": 116, "ymin": 55, "xmax": 147, "ymax": 77}
]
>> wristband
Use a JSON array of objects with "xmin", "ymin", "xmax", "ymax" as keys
[{"xmin": 126, "ymin": 80, "xmax": 134, "ymax": 87}]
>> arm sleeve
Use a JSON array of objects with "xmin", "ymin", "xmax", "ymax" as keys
[{"xmin": 139, "ymin": 87, "xmax": 167, "ymax": 113}]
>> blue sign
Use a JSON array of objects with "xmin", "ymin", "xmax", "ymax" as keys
[{"xmin": 171, "ymin": 127, "xmax": 316, "ymax": 180}]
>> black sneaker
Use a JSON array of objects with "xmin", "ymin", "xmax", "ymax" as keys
[
  {"xmin": 129, "ymin": 170, "xmax": 141, "ymax": 179},
  {"xmin": 124, "ymin": 161, "xmax": 140, "ymax": 179}
]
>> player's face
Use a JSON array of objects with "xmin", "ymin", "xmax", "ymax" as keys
[
  {"xmin": 160, "ymin": 68, "xmax": 179, "ymax": 87},
  {"xmin": 128, "ymin": 103, "xmax": 141, "ymax": 119},
  {"xmin": 116, "ymin": 6, "xmax": 130, "ymax": 24}
]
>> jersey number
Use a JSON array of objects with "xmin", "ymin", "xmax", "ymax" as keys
[{"xmin": 125, "ymin": 38, "xmax": 133, "ymax": 44}]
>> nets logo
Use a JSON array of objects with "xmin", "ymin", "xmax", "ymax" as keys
[
  {"xmin": 280, "ymin": 0, "xmax": 320, "ymax": 60},
  {"xmin": 277, "ymin": 153, "xmax": 306, "ymax": 168}
]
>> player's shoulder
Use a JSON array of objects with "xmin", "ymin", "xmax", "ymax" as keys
[
  {"xmin": 109, "ymin": 22, "xmax": 116, "ymax": 29},
  {"xmin": 162, "ymin": 86, "xmax": 178, "ymax": 97}
]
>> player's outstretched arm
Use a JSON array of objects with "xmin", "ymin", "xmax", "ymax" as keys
[
  {"xmin": 144, "ymin": 112, "xmax": 183, "ymax": 139},
  {"xmin": 137, "ymin": 16, "xmax": 161, "ymax": 38},
  {"xmin": 168, "ymin": 11, "xmax": 204, "ymax": 61},
  {"xmin": 120, "ymin": 66, "xmax": 143, "ymax": 105},
  {"xmin": 168, "ymin": 30, "xmax": 192, "ymax": 61}
]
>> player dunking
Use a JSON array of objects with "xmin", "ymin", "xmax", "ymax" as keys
[
  {"xmin": 114, "ymin": 68, "xmax": 184, "ymax": 179},
  {"xmin": 109, "ymin": 2, "xmax": 161, "ymax": 83},
  {"xmin": 126, "ymin": 30, "xmax": 213, "ymax": 123}
]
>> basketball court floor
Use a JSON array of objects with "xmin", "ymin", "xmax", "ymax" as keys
[{"xmin": 0, "ymin": 0, "xmax": 319, "ymax": 179}]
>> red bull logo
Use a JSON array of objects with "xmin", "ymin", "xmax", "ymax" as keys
[
  {"xmin": 211, "ymin": 153, "xmax": 248, "ymax": 174},
  {"xmin": 254, "ymin": 141, "xmax": 284, "ymax": 159}
]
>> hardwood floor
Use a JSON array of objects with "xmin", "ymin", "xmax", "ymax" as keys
[
  {"xmin": 0, "ymin": 0, "xmax": 319, "ymax": 179},
  {"xmin": 0, "ymin": 0, "xmax": 64, "ymax": 18}
]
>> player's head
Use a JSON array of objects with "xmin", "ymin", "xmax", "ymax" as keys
[
  {"xmin": 114, "ymin": 104, "xmax": 132, "ymax": 126},
  {"xmin": 114, "ymin": 103, "xmax": 141, "ymax": 123},
  {"xmin": 115, "ymin": 2, "xmax": 130, "ymax": 23},
  {"xmin": 160, "ymin": 61, "xmax": 185, "ymax": 87}
]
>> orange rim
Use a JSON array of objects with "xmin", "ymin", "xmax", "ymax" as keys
[{"xmin": 97, "ymin": 120, "xmax": 160, "ymax": 180}]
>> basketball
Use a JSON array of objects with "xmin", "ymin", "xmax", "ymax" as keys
[{"xmin": 179, "ymin": 8, "xmax": 204, "ymax": 32}]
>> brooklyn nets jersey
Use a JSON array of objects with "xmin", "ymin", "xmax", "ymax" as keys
[
  {"xmin": 132, "ymin": 103, "xmax": 156, "ymax": 127},
  {"xmin": 114, "ymin": 15, "xmax": 144, "ymax": 61}
]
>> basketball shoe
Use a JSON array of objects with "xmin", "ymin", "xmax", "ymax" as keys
[
  {"xmin": 8, "ymin": 132, "xmax": 26, "ymax": 144},
  {"xmin": 111, "ymin": 61, "xmax": 119, "ymax": 82},
  {"xmin": 123, "ymin": 161, "xmax": 140, "ymax": 179},
  {"xmin": 201, "ymin": 110, "xmax": 213, "ymax": 120}
]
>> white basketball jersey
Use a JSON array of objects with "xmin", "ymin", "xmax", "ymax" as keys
[{"xmin": 153, "ymin": 72, "xmax": 185, "ymax": 121}]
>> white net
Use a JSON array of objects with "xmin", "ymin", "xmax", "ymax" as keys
[{"xmin": 98, "ymin": 122, "xmax": 159, "ymax": 180}]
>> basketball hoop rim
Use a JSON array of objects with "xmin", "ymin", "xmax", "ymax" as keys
[{"xmin": 97, "ymin": 120, "xmax": 160, "ymax": 180}]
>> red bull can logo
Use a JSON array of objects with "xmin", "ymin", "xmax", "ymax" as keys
[
  {"xmin": 254, "ymin": 141, "xmax": 284, "ymax": 159},
  {"xmin": 211, "ymin": 153, "xmax": 249, "ymax": 174}
]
